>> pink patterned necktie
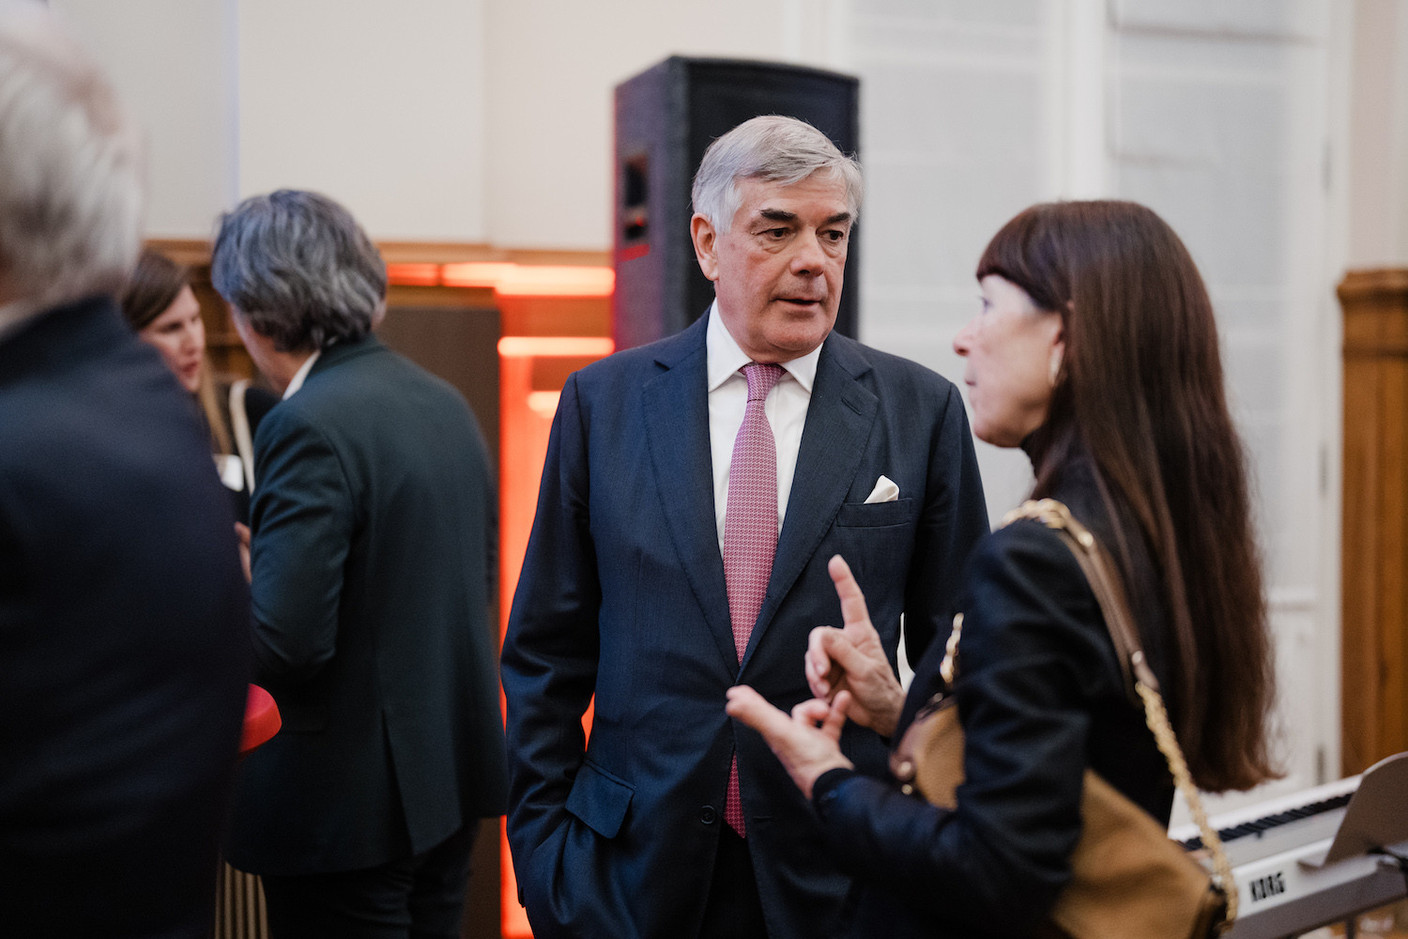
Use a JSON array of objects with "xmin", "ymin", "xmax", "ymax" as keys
[{"xmin": 723, "ymin": 361, "xmax": 784, "ymax": 836}]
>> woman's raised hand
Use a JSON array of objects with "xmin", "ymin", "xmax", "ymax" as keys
[{"xmin": 725, "ymin": 686, "xmax": 854, "ymax": 800}]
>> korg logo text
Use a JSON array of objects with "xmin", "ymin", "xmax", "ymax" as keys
[{"xmin": 1250, "ymin": 872, "xmax": 1286, "ymax": 902}]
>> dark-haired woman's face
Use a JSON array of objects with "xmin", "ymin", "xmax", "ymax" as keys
[
  {"xmin": 953, "ymin": 275, "xmax": 1063, "ymax": 448},
  {"xmin": 138, "ymin": 285, "xmax": 205, "ymax": 394}
]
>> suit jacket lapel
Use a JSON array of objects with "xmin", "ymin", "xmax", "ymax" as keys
[
  {"xmin": 641, "ymin": 318, "xmax": 740, "ymax": 674},
  {"xmin": 742, "ymin": 334, "xmax": 877, "ymax": 669}
]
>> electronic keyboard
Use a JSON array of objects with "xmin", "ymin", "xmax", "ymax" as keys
[{"xmin": 1169, "ymin": 752, "xmax": 1408, "ymax": 939}]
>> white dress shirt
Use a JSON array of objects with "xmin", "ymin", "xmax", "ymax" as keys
[
  {"xmin": 281, "ymin": 348, "xmax": 322, "ymax": 399},
  {"xmin": 706, "ymin": 302, "xmax": 821, "ymax": 552}
]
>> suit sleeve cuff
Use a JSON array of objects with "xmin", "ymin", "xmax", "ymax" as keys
[{"xmin": 812, "ymin": 766, "xmax": 859, "ymax": 818}]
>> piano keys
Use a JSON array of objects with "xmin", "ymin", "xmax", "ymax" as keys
[{"xmin": 1169, "ymin": 752, "xmax": 1408, "ymax": 939}]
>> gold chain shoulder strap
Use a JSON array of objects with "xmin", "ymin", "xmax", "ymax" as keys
[{"xmin": 1001, "ymin": 498, "xmax": 1239, "ymax": 926}]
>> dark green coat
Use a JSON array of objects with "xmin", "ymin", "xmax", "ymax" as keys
[{"xmin": 227, "ymin": 335, "xmax": 506, "ymax": 875}]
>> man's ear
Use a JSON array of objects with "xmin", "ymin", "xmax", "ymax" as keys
[{"xmin": 690, "ymin": 214, "xmax": 720, "ymax": 282}]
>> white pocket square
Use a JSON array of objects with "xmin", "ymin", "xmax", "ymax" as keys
[{"xmin": 864, "ymin": 475, "xmax": 899, "ymax": 504}]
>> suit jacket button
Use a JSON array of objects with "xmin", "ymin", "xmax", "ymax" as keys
[{"xmin": 699, "ymin": 805, "xmax": 717, "ymax": 825}]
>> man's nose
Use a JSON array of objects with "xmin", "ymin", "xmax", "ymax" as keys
[{"xmin": 789, "ymin": 233, "xmax": 828, "ymax": 275}]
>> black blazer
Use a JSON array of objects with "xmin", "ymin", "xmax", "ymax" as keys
[
  {"xmin": 501, "ymin": 314, "xmax": 990, "ymax": 939},
  {"xmin": 811, "ymin": 461, "xmax": 1175, "ymax": 938},
  {"xmin": 225, "ymin": 335, "xmax": 507, "ymax": 876},
  {"xmin": 0, "ymin": 297, "xmax": 251, "ymax": 937}
]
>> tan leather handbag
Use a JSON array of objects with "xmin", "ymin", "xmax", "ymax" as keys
[{"xmin": 889, "ymin": 499, "xmax": 1235, "ymax": 939}]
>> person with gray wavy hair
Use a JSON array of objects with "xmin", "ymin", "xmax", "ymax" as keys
[
  {"xmin": 211, "ymin": 189, "xmax": 387, "ymax": 355},
  {"xmin": 0, "ymin": 2, "xmax": 252, "ymax": 936},
  {"xmin": 212, "ymin": 189, "xmax": 507, "ymax": 938}
]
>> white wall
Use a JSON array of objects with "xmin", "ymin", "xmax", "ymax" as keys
[
  {"xmin": 53, "ymin": 0, "xmax": 488, "ymax": 242},
  {"xmin": 54, "ymin": 0, "xmax": 852, "ymax": 246},
  {"xmin": 237, "ymin": 0, "xmax": 487, "ymax": 242},
  {"xmin": 51, "ymin": 0, "xmax": 236, "ymax": 238},
  {"xmin": 481, "ymin": 0, "xmax": 852, "ymax": 249}
]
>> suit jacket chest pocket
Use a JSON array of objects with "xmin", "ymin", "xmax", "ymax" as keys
[
  {"xmin": 831, "ymin": 498, "xmax": 917, "ymax": 578},
  {"xmin": 835, "ymin": 497, "xmax": 913, "ymax": 529}
]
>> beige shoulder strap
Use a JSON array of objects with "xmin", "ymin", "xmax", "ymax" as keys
[{"xmin": 229, "ymin": 379, "xmax": 256, "ymax": 493}]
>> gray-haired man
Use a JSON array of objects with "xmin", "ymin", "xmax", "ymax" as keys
[
  {"xmin": 502, "ymin": 115, "xmax": 989, "ymax": 939},
  {"xmin": 214, "ymin": 190, "xmax": 507, "ymax": 939}
]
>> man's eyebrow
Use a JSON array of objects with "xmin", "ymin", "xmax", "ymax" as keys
[
  {"xmin": 757, "ymin": 208, "xmax": 798, "ymax": 223},
  {"xmin": 754, "ymin": 208, "xmax": 853, "ymax": 225}
]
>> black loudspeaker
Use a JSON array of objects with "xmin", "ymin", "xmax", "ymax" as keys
[{"xmin": 612, "ymin": 56, "xmax": 860, "ymax": 351}]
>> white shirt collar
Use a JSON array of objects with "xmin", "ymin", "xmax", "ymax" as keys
[
  {"xmin": 282, "ymin": 349, "xmax": 322, "ymax": 399},
  {"xmin": 705, "ymin": 301, "xmax": 822, "ymax": 393}
]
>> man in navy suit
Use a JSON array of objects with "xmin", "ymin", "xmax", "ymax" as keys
[
  {"xmin": 501, "ymin": 115, "xmax": 989, "ymax": 939},
  {"xmin": 212, "ymin": 190, "xmax": 507, "ymax": 938},
  {"xmin": 0, "ymin": 4, "xmax": 251, "ymax": 935}
]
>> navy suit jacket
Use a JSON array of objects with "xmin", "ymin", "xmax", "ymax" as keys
[
  {"xmin": 501, "ymin": 315, "xmax": 989, "ymax": 939},
  {"xmin": 226, "ymin": 336, "xmax": 507, "ymax": 876},
  {"xmin": 0, "ymin": 297, "xmax": 250, "ymax": 937}
]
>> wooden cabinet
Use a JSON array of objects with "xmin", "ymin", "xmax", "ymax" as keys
[{"xmin": 1339, "ymin": 268, "xmax": 1408, "ymax": 775}]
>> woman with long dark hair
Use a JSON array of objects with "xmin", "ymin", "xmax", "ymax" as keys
[{"xmin": 728, "ymin": 200, "xmax": 1279, "ymax": 936}]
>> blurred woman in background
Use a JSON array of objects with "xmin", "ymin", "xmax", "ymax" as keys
[{"xmin": 121, "ymin": 248, "xmax": 277, "ymax": 518}]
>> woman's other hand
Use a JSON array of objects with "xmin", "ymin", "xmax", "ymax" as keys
[
  {"xmin": 725, "ymin": 686, "xmax": 854, "ymax": 800},
  {"xmin": 804, "ymin": 555, "xmax": 905, "ymax": 737}
]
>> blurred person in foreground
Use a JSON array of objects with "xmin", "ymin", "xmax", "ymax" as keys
[
  {"xmin": 121, "ymin": 248, "xmax": 278, "ymax": 520},
  {"xmin": 0, "ymin": 2, "xmax": 251, "ymax": 935},
  {"xmin": 728, "ymin": 200, "xmax": 1280, "ymax": 937},
  {"xmin": 212, "ymin": 189, "xmax": 507, "ymax": 939},
  {"xmin": 501, "ymin": 115, "xmax": 989, "ymax": 939}
]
